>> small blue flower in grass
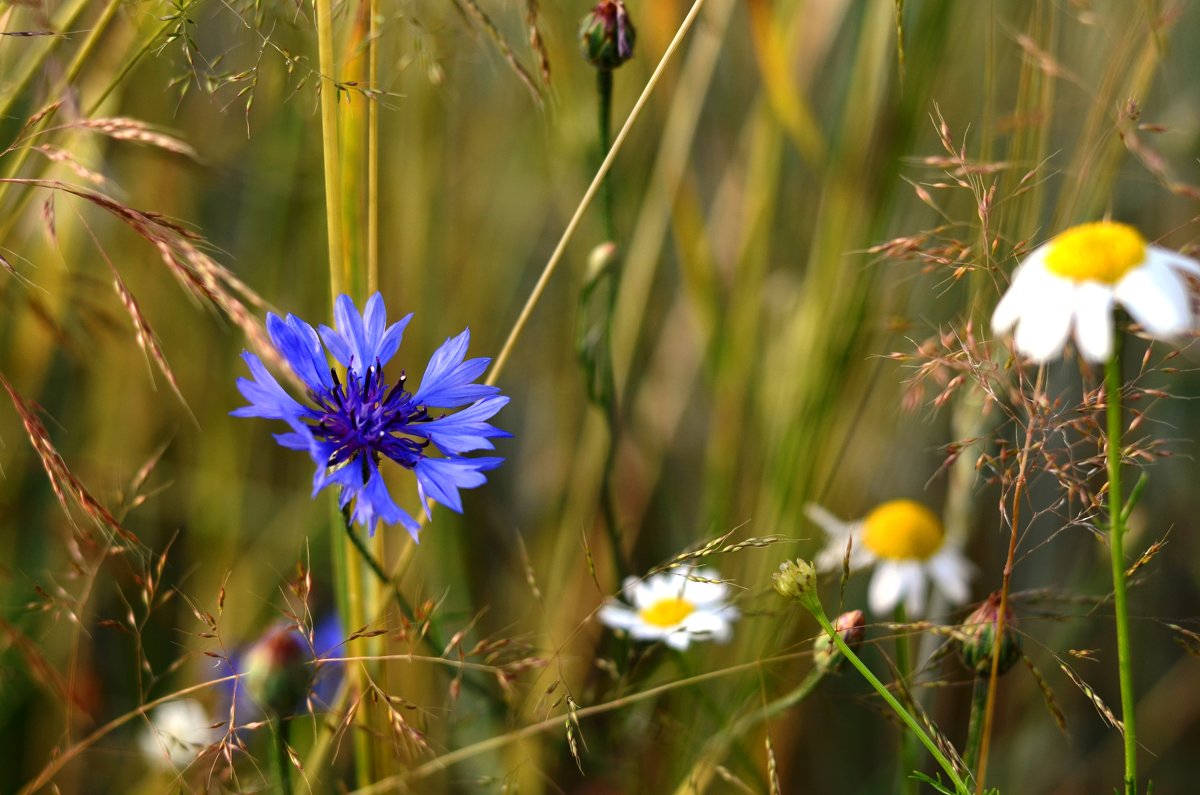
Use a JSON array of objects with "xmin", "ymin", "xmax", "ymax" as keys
[{"xmin": 233, "ymin": 293, "xmax": 509, "ymax": 539}]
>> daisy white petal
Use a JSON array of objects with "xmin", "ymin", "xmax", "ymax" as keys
[
  {"xmin": 1115, "ymin": 256, "xmax": 1192, "ymax": 337},
  {"xmin": 926, "ymin": 548, "xmax": 972, "ymax": 605},
  {"xmin": 868, "ymin": 561, "xmax": 908, "ymax": 615},
  {"xmin": 1012, "ymin": 267, "xmax": 1075, "ymax": 363},
  {"xmin": 1072, "ymin": 282, "xmax": 1116, "ymax": 362}
]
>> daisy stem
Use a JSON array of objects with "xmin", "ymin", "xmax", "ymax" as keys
[
  {"xmin": 810, "ymin": 607, "xmax": 969, "ymax": 795},
  {"xmin": 893, "ymin": 605, "xmax": 917, "ymax": 795},
  {"xmin": 1106, "ymin": 341, "xmax": 1138, "ymax": 795}
]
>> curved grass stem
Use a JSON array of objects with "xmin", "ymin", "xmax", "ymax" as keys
[{"xmin": 807, "ymin": 602, "xmax": 968, "ymax": 794}]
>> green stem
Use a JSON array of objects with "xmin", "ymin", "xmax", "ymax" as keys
[
  {"xmin": 272, "ymin": 717, "xmax": 293, "ymax": 794},
  {"xmin": 1106, "ymin": 339, "xmax": 1138, "ymax": 795},
  {"xmin": 894, "ymin": 605, "xmax": 917, "ymax": 795},
  {"xmin": 597, "ymin": 69, "xmax": 616, "ymax": 243},
  {"xmin": 963, "ymin": 675, "xmax": 988, "ymax": 774},
  {"xmin": 812, "ymin": 607, "xmax": 968, "ymax": 794}
]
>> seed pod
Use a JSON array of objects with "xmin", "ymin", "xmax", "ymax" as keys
[
  {"xmin": 959, "ymin": 592, "xmax": 1021, "ymax": 676},
  {"xmin": 813, "ymin": 609, "xmax": 866, "ymax": 673},
  {"xmin": 242, "ymin": 625, "xmax": 314, "ymax": 717}
]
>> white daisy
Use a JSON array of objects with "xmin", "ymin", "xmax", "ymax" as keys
[
  {"xmin": 138, "ymin": 699, "xmax": 222, "ymax": 770},
  {"xmin": 991, "ymin": 221, "xmax": 1200, "ymax": 363},
  {"xmin": 807, "ymin": 500, "xmax": 972, "ymax": 617},
  {"xmin": 597, "ymin": 567, "xmax": 739, "ymax": 651}
]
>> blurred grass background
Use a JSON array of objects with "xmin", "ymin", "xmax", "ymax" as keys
[{"xmin": 2, "ymin": 0, "xmax": 1200, "ymax": 792}]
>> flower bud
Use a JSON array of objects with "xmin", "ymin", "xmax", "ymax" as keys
[
  {"xmin": 580, "ymin": 1, "xmax": 636, "ymax": 71},
  {"xmin": 585, "ymin": 241, "xmax": 619, "ymax": 287},
  {"xmin": 813, "ymin": 609, "xmax": 866, "ymax": 673},
  {"xmin": 958, "ymin": 592, "xmax": 1021, "ymax": 676},
  {"xmin": 242, "ymin": 625, "xmax": 314, "ymax": 717},
  {"xmin": 773, "ymin": 558, "xmax": 820, "ymax": 612}
]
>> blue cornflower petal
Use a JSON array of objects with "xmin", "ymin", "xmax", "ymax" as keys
[
  {"xmin": 412, "ymin": 329, "xmax": 501, "ymax": 408},
  {"xmin": 231, "ymin": 351, "xmax": 306, "ymax": 420},
  {"xmin": 353, "ymin": 458, "xmax": 421, "ymax": 538},
  {"xmin": 320, "ymin": 293, "xmax": 414, "ymax": 370},
  {"xmin": 414, "ymin": 456, "xmax": 504, "ymax": 515},
  {"xmin": 267, "ymin": 313, "xmax": 333, "ymax": 392},
  {"xmin": 405, "ymin": 395, "xmax": 512, "ymax": 455},
  {"xmin": 234, "ymin": 294, "xmax": 507, "ymax": 537}
]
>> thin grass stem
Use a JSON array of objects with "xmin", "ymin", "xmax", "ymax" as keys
[
  {"xmin": 485, "ymin": 0, "xmax": 710, "ymax": 387},
  {"xmin": 894, "ymin": 604, "xmax": 917, "ymax": 795},
  {"xmin": 975, "ymin": 365, "xmax": 1044, "ymax": 792}
]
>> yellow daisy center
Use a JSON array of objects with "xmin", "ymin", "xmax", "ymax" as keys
[
  {"xmin": 1043, "ymin": 221, "xmax": 1147, "ymax": 284},
  {"xmin": 639, "ymin": 597, "xmax": 695, "ymax": 628},
  {"xmin": 862, "ymin": 499, "xmax": 944, "ymax": 561}
]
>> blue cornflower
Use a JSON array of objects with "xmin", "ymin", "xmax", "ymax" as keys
[{"xmin": 233, "ymin": 293, "xmax": 509, "ymax": 539}]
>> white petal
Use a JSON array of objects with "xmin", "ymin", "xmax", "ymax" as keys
[
  {"xmin": 871, "ymin": 561, "xmax": 930, "ymax": 616},
  {"xmin": 681, "ymin": 573, "xmax": 729, "ymax": 606},
  {"xmin": 805, "ymin": 503, "xmax": 853, "ymax": 539},
  {"xmin": 683, "ymin": 610, "xmax": 733, "ymax": 642},
  {"xmin": 1150, "ymin": 245, "xmax": 1200, "ymax": 278},
  {"xmin": 868, "ymin": 562, "xmax": 907, "ymax": 615},
  {"xmin": 1072, "ymin": 282, "xmax": 1115, "ymax": 362},
  {"xmin": 1116, "ymin": 259, "xmax": 1192, "ymax": 337},
  {"xmin": 1012, "ymin": 268, "xmax": 1076, "ymax": 363},
  {"xmin": 597, "ymin": 604, "xmax": 639, "ymax": 630},
  {"xmin": 904, "ymin": 572, "xmax": 927, "ymax": 617},
  {"xmin": 926, "ymin": 549, "xmax": 972, "ymax": 605},
  {"xmin": 992, "ymin": 251, "xmax": 1046, "ymax": 333},
  {"xmin": 664, "ymin": 631, "xmax": 692, "ymax": 651}
]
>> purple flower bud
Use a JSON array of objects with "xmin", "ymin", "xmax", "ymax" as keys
[{"xmin": 580, "ymin": 1, "xmax": 637, "ymax": 71}]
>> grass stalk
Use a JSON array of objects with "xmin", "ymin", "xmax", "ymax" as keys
[
  {"xmin": 485, "ymin": 0, "xmax": 710, "ymax": 386},
  {"xmin": 315, "ymin": 0, "xmax": 346, "ymax": 300},
  {"xmin": 975, "ymin": 366, "xmax": 1044, "ymax": 792},
  {"xmin": 1106, "ymin": 336, "xmax": 1138, "ymax": 795},
  {"xmin": 894, "ymin": 605, "xmax": 917, "ymax": 795}
]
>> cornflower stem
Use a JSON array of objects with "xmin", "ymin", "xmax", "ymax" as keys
[
  {"xmin": 272, "ymin": 716, "xmax": 293, "ymax": 794},
  {"xmin": 597, "ymin": 69, "xmax": 617, "ymax": 243},
  {"xmin": 589, "ymin": 63, "xmax": 628, "ymax": 582},
  {"xmin": 806, "ymin": 604, "xmax": 969, "ymax": 794},
  {"xmin": 1106, "ymin": 340, "xmax": 1138, "ymax": 795},
  {"xmin": 340, "ymin": 510, "xmax": 499, "ymax": 707},
  {"xmin": 976, "ymin": 365, "xmax": 1044, "ymax": 792},
  {"xmin": 893, "ymin": 605, "xmax": 917, "ymax": 795},
  {"xmin": 962, "ymin": 675, "xmax": 989, "ymax": 773},
  {"xmin": 330, "ymin": 499, "xmax": 371, "ymax": 786}
]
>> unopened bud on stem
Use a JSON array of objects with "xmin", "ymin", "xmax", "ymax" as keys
[
  {"xmin": 773, "ymin": 558, "xmax": 822, "ymax": 614},
  {"xmin": 242, "ymin": 625, "xmax": 314, "ymax": 717},
  {"xmin": 959, "ymin": 591, "xmax": 1022, "ymax": 676},
  {"xmin": 580, "ymin": 1, "xmax": 637, "ymax": 71},
  {"xmin": 814, "ymin": 609, "xmax": 866, "ymax": 673}
]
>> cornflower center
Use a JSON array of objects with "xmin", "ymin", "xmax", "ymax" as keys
[
  {"xmin": 1043, "ymin": 221, "xmax": 1146, "ymax": 284},
  {"xmin": 862, "ymin": 499, "xmax": 944, "ymax": 561},
  {"xmin": 638, "ymin": 597, "xmax": 695, "ymax": 628},
  {"xmin": 308, "ymin": 362, "xmax": 430, "ymax": 472}
]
